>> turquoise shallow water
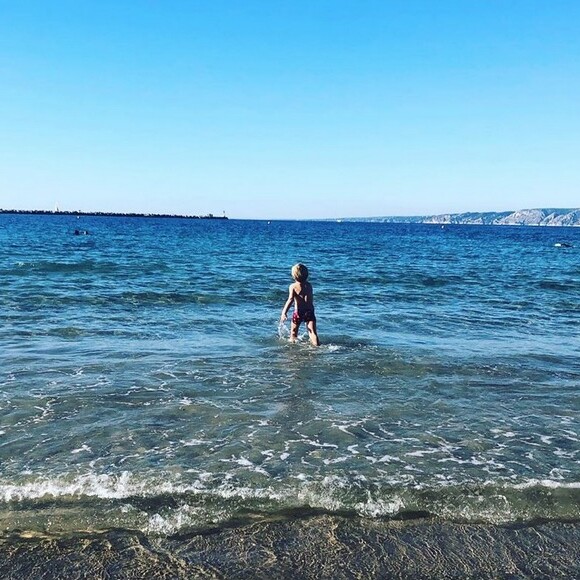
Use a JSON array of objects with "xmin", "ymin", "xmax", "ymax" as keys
[{"xmin": 0, "ymin": 214, "xmax": 579, "ymax": 536}]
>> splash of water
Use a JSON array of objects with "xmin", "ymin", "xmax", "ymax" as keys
[{"xmin": 277, "ymin": 321, "xmax": 290, "ymax": 340}]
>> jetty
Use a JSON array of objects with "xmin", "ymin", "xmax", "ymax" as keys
[{"xmin": 0, "ymin": 209, "xmax": 228, "ymax": 220}]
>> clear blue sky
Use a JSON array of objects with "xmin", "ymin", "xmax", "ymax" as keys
[{"xmin": 1, "ymin": 1, "xmax": 578, "ymax": 219}]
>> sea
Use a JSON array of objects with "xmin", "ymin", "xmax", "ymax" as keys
[{"xmin": 1, "ymin": 214, "xmax": 579, "ymax": 577}]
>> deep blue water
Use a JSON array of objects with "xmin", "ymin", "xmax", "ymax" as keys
[{"xmin": 1, "ymin": 214, "xmax": 579, "ymax": 536}]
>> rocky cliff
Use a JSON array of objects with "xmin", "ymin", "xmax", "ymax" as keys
[{"xmin": 348, "ymin": 208, "xmax": 580, "ymax": 226}]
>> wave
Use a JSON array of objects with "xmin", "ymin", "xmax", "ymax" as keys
[
  {"xmin": 1, "ymin": 471, "xmax": 579, "ymax": 537},
  {"xmin": 7, "ymin": 260, "xmax": 119, "ymax": 275},
  {"xmin": 118, "ymin": 290, "xmax": 225, "ymax": 306},
  {"xmin": 2, "ymin": 290, "xmax": 229, "ymax": 309},
  {"xmin": 538, "ymin": 279, "xmax": 577, "ymax": 292}
]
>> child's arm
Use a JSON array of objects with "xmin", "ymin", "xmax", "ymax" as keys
[
  {"xmin": 280, "ymin": 285, "xmax": 294, "ymax": 322},
  {"xmin": 306, "ymin": 282, "xmax": 314, "ymax": 303}
]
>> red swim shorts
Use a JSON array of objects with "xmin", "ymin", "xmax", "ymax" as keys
[{"xmin": 292, "ymin": 310, "xmax": 316, "ymax": 324}]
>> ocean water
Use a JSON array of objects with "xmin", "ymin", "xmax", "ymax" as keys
[{"xmin": 1, "ymin": 214, "xmax": 579, "ymax": 538}]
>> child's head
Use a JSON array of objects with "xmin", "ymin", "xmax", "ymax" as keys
[{"xmin": 291, "ymin": 263, "xmax": 309, "ymax": 282}]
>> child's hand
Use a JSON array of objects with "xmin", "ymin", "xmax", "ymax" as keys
[{"xmin": 280, "ymin": 314, "xmax": 287, "ymax": 323}]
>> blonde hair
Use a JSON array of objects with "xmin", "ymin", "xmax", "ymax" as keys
[{"xmin": 292, "ymin": 263, "xmax": 309, "ymax": 282}]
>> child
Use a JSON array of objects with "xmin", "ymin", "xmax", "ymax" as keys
[{"xmin": 280, "ymin": 263, "xmax": 320, "ymax": 346}]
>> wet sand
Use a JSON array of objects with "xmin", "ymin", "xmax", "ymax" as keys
[{"xmin": 1, "ymin": 515, "xmax": 578, "ymax": 579}]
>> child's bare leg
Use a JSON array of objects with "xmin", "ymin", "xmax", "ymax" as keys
[
  {"xmin": 290, "ymin": 321, "xmax": 299, "ymax": 342},
  {"xmin": 307, "ymin": 320, "xmax": 320, "ymax": 346}
]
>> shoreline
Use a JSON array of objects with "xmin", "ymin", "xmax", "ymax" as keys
[
  {"xmin": 0, "ymin": 209, "xmax": 228, "ymax": 220},
  {"xmin": 1, "ymin": 515, "xmax": 579, "ymax": 578}
]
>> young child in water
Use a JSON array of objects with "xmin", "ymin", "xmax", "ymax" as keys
[{"xmin": 280, "ymin": 263, "xmax": 320, "ymax": 346}]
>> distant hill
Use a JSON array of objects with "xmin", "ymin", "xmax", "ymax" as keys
[{"xmin": 340, "ymin": 208, "xmax": 580, "ymax": 227}]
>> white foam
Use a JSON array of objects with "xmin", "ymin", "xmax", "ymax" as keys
[
  {"xmin": 333, "ymin": 424, "xmax": 356, "ymax": 436},
  {"xmin": 147, "ymin": 505, "xmax": 202, "ymax": 535},
  {"xmin": 2, "ymin": 466, "xmax": 578, "ymax": 536},
  {"xmin": 323, "ymin": 457, "xmax": 348, "ymax": 465},
  {"xmin": 326, "ymin": 345, "xmax": 342, "ymax": 352},
  {"xmin": 290, "ymin": 436, "xmax": 338, "ymax": 449},
  {"xmin": 71, "ymin": 445, "xmax": 91, "ymax": 454},
  {"xmin": 219, "ymin": 456, "xmax": 270, "ymax": 477},
  {"xmin": 560, "ymin": 430, "xmax": 579, "ymax": 442},
  {"xmin": 0, "ymin": 471, "xmax": 138, "ymax": 502},
  {"xmin": 554, "ymin": 448, "xmax": 577, "ymax": 459},
  {"xmin": 355, "ymin": 496, "xmax": 405, "ymax": 518},
  {"xmin": 405, "ymin": 449, "xmax": 440, "ymax": 457},
  {"xmin": 277, "ymin": 322, "xmax": 290, "ymax": 339},
  {"xmin": 181, "ymin": 438, "xmax": 208, "ymax": 446},
  {"xmin": 512, "ymin": 479, "xmax": 580, "ymax": 490},
  {"xmin": 377, "ymin": 454, "xmax": 402, "ymax": 463},
  {"xmin": 119, "ymin": 453, "xmax": 142, "ymax": 465}
]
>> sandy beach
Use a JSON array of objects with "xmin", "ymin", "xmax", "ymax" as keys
[{"xmin": 1, "ymin": 515, "xmax": 579, "ymax": 579}]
